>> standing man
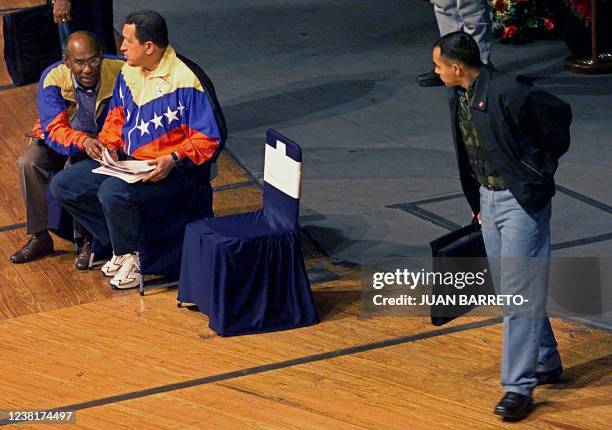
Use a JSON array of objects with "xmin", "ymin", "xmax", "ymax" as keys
[
  {"xmin": 417, "ymin": 0, "xmax": 492, "ymax": 87},
  {"xmin": 11, "ymin": 31, "xmax": 123, "ymax": 268},
  {"xmin": 51, "ymin": 10, "xmax": 227, "ymax": 289},
  {"xmin": 432, "ymin": 31, "xmax": 571, "ymax": 420}
]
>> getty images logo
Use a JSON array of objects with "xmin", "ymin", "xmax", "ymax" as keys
[{"xmin": 372, "ymin": 268, "xmax": 488, "ymax": 290}]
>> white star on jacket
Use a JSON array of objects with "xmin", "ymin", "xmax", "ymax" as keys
[
  {"xmin": 150, "ymin": 112, "xmax": 164, "ymax": 129},
  {"xmin": 136, "ymin": 118, "xmax": 150, "ymax": 136},
  {"xmin": 163, "ymin": 106, "xmax": 179, "ymax": 124},
  {"xmin": 177, "ymin": 101, "xmax": 185, "ymax": 116},
  {"xmin": 127, "ymin": 103, "xmax": 184, "ymax": 142}
]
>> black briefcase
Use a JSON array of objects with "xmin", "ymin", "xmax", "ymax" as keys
[
  {"xmin": 429, "ymin": 222, "xmax": 494, "ymax": 326},
  {"xmin": 3, "ymin": 4, "xmax": 61, "ymax": 86}
]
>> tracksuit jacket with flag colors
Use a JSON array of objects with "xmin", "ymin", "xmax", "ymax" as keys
[
  {"xmin": 34, "ymin": 56, "xmax": 125, "ymax": 155},
  {"xmin": 97, "ymin": 45, "xmax": 223, "ymax": 166}
]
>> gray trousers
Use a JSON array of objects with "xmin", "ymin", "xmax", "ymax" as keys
[
  {"xmin": 17, "ymin": 139, "xmax": 67, "ymax": 235},
  {"xmin": 431, "ymin": 0, "xmax": 493, "ymax": 63}
]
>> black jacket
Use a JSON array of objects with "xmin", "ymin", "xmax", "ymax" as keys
[{"xmin": 448, "ymin": 67, "xmax": 572, "ymax": 216}]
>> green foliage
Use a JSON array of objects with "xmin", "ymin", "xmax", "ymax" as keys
[{"xmin": 489, "ymin": 0, "xmax": 558, "ymax": 44}]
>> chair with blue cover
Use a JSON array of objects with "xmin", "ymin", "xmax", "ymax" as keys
[{"xmin": 178, "ymin": 129, "xmax": 319, "ymax": 336}]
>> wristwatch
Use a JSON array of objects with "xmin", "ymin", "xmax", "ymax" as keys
[{"xmin": 170, "ymin": 152, "xmax": 180, "ymax": 166}]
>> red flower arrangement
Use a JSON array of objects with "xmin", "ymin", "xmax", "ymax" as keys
[
  {"xmin": 489, "ymin": 0, "xmax": 559, "ymax": 44},
  {"xmin": 543, "ymin": 17, "xmax": 555, "ymax": 31},
  {"xmin": 502, "ymin": 25, "xmax": 519, "ymax": 41}
]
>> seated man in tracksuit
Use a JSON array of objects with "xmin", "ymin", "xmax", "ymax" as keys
[
  {"xmin": 51, "ymin": 9, "xmax": 226, "ymax": 289},
  {"xmin": 11, "ymin": 31, "xmax": 123, "ymax": 269}
]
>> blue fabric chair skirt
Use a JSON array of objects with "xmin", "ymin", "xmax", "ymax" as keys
[
  {"xmin": 179, "ymin": 209, "xmax": 319, "ymax": 336},
  {"xmin": 140, "ymin": 183, "xmax": 213, "ymax": 277}
]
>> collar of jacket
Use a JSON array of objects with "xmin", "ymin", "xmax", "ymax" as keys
[
  {"xmin": 60, "ymin": 56, "xmax": 123, "ymax": 105},
  {"xmin": 144, "ymin": 45, "xmax": 176, "ymax": 82},
  {"xmin": 72, "ymin": 74, "xmax": 101, "ymax": 93},
  {"xmin": 453, "ymin": 65, "xmax": 492, "ymax": 112}
]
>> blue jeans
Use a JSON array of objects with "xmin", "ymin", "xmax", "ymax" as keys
[
  {"xmin": 479, "ymin": 187, "xmax": 561, "ymax": 396},
  {"xmin": 50, "ymin": 159, "xmax": 200, "ymax": 256}
]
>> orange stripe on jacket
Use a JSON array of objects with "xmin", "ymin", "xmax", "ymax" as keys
[
  {"xmin": 46, "ymin": 111, "xmax": 89, "ymax": 150},
  {"xmin": 131, "ymin": 124, "xmax": 218, "ymax": 164},
  {"xmin": 98, "ymin": 105, "xmax": 126, "ymax": 150},
  {"xmin": 30, "ymin": 119, "xmax": 43, "ymax": 138}
]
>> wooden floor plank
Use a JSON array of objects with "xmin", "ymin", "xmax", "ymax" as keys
[
  {"xmin": 212, "ymin": 151, "xmax": 255, "ymax": 188},
  {"xmin": 5, "ymin": 312, "xmax": 607, "ymax": 430},
  {"xmin": 0, "ymin": 229, "xmax": 127, "ymax": 320},
  {"xmin": 69, "ymin": 384, "xmax": 373, "ymax": 430},
  {"xmin": 0, "ymin": 286, "xmax": 608, "ymax": 430},
  {"xmin": 212, "ymin": 184, "xmax": 262, "ymax": 216},
  {"xmin": 0, "ymin": 258, "xmax": 42, "ymax": 318},
  {"xmin": 0, "ymin": 289, "xmax": 473, "ymax": 409}
]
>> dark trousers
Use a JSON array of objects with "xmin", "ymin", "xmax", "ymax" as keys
[
  {"xmin": 57, "ymin": 0, "xmax": 116, "ymax": 55},
  {"xmin": 17, "ymin": 139, "xmax": 66, "ymax": 235},
  {"xmin": 17, "ymin": 139, "xmax": 88, "ymax": 240},
  {"xmin": 50, "ymin": 159, "xmax": 203, "ymax": 256}
]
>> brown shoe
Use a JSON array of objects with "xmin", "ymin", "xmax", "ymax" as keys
[
  {"xmin": 10, "ymin": 231, "xmax": 54, "ymax": 264},
  {"xmin": 75, "ymin": 238, "xmax": 93, "ymax": 270}
]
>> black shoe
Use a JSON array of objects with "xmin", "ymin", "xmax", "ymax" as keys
[
  {"xmin": 416, "ymin": 70, "xmax": 443, "ymax": 87},
  {"xmin": 75, "ymin": 238, "xmax": 93, "ymax": 270},
  {"xmin": 494, "ymin": 392, "xmax": 533, "ymax": 420},
  {"xmin": 537, "ymin": 365, "xmax": 563, "ymax": 385},
  {"xmin": 10, "ymin": 231, "xmax": 54, "ymax": 264}
]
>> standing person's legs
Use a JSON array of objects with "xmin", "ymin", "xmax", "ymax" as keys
[
  {"xmin": 11, "ymin": 140, "xmax": 66, "ymax": 263},
  {"xmin": 63, "ymin": 0, "xmax": 117, "ymax": 55},
  {"xmin": 50, "ymin": 159, "xmax": 112, "ymax": 248},
  {"xmin": 496, "ymin": 191, "xmax": 558, "ymax": 396},
  {"xmin": 432, "ymin": 0, "xmax": 463, "ymax": 36},
  {"xmin": 58, "ymin": 22, "xmax": 71, "ymax": 50},
  {"xmin": 481, "ymin": 189, "xmax": 561, "ymax": 419},
  {"xmin": 65, "ymin": 0, "xmax": 117, "ymax": 55},
  {"xmin": 456, "ymin": 0, "xmax": 493, "ymax": 63},
  {"xmin": 479, "ymin": 186, "xmax": 501, "ymax": 284},
  {"xmin": 417, "ymin": 0, "xmax": 463, "ymax": 86},
  {"xmin": 537, "ymin": 316, "xmax": 562, "ymax": 375}
]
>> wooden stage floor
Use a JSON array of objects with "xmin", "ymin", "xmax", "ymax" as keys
[{"xmin": 0, "ymin": 2, "xmax": 610, "ymax": 429}]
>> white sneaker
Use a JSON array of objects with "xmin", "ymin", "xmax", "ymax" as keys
[
  {"xmin": 109, "ymin": 253, "xmax": 141, "ymax": 290},
  {"xmin": 101, "ymin": 253, "xmax": 129, "ymax": 277}
]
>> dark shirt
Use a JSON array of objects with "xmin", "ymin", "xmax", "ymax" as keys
[
  {"xmin": 71, "ymin": 76, "xmax": 99, "ymax": 135},
  {"xmin": 458, "ymin": 75, "xmax": 505, "ymax": 190}
]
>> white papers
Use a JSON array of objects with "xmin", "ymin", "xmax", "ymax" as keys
[
  {"xmin": 99, "ymin": 148, "xmax": 155, "ymax": 173},
  {"xmin": 92, "ymin": 166, "xmax": 148, "ymax": 183},
  {"xmin": 92, "ymin": 148, "xmax": 155, "ymax": 183}
]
